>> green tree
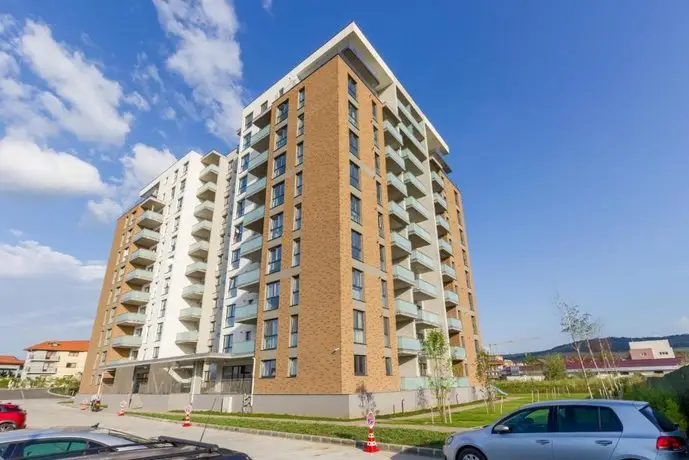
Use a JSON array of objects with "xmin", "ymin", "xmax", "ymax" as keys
[
  {"xmin": 475, "ymin": 348, "xmax": 499, "ymax": 412},
  {"xmin": 421, "ymin": 329, "xmax": 455, "ymax": 423},
  {"xmin": 542, "ymin": 354, "xmax": 566, "ymax": 380},
  {"xmin": 523, "ymin": 353, "xmax": 539, "ymax": 365}
]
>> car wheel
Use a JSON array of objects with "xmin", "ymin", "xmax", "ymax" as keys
[
  {"xmin": 457, "ymin": 447, "xmax": 487, "ymax": 460},
  {"xmin": 0, "ymin": 422, "xmax": 16, "ymax": 432}
]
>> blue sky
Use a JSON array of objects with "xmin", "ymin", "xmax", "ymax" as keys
[{"xmin": 1, "ymin": 1, "xmax": 688, "ymax": 358}]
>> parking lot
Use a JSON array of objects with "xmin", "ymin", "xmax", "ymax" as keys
[{"xmin": 3, "ymin": 398, "xmax": 432, "ymax": 460}]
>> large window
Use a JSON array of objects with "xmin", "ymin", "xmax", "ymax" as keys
[
  {"xmin": 276, "ymin": 101, "xmax": 288, "ymax": 123},
  {"xmin": 289, "ymin": 315, "xmax": 298, "ymax": 347},
  {"xmin": 271, "ymin": 182, "xmax": 285, "ymax": 208},
  {"xmin": 349, "ymin": 162, "xmax": 360, "ymax": 189},
  {"xmin": 270, "ymin": 213, "xmax": 284, "ymax": 240},
  {"xmin": 295, "ymin": 172, "xmax": 303, "ymax": 196},
  {"xmin": 349, "ymin": 130, "xmax": 359, "ymax": 156},
  {"xmin": 288, "ymin": 357, "xmax": 298, "ymax": 377},
  {"xmin": 351, "ymin": 230, "xmax": 363, "ymax": 261},
  {"xmin": 236, "ymin": 199, "xmax": 245, "ymax": 217},
  {"xmin": 296, "ymin": 142, "xmax": 304, "ymax": 165},
  {"xmin": 374, "ymin": 152, "xmax": 381, "ymax": 175},
  {"xmin": 268, "ymin": 245, "xmax": 282, "ymax": 274},
  {"xmin": 263, "ymin": 319, "xmax": 278, "ymax": 350},
  {"xmin": 231, "ymin": 249, "xmax": 240, "ymax": 269},
  {"xmin": 265, "ymin": 280, "xmax": 280, "ymax": 310},
  {"xmin": 261, "ymin": 359, "xmax": 276, "ymax": 378},
  {"xmin": 373, "ymin": 126, "xmax": 379, "ymax": 146},
  {"xmin": 226, "ymin": 304, "xmax": 235, "ymax": 328},
  {"xmin": 353, "ymin": 310, "xmax": 365, "ymax": 344},
  {"xmin": 239, "ymin": 175, "xmax": 248, "ymax": 194},
  {"xmin": 350, "ymin": 194, "xmax": 361, "ymax": 224},
  {"xmin": 223, "ymin": 334, "xmax": 233, "ymax": 353},
  {"xmin": 383, "ymin": 316, "xmax": 390, "ymax": 347},
  {"xmin": 294, "ymin": 204, "xmax": 302, "ymax": 230},
  {"xmin": 347, "ymin": 75, "xmax": 357, "ymax": 100},
  {"xmin": 291, "ymin": 276, "xmax": 300, "ymax": 305},
  {"xmin": 379, "ymin": 244, "xmax": 386, "ymax": 271},
  {"xmin": 352, "ymin": 269, "xmax": 364, "ymax": 300},
  {"xmin": 297, "ymin": 88, "xmax": 305, "ymax": 108},
  {"xmin": 241, "ymin": 154, "xmax": 249, "ymax": 171},
  {"xmin": 243, "ymin": 133, "xmax": 251, "ymax": 150},
  {"xmin": 292, "ymin": 238, "xmax": 301, "ymax": 266},
  {"xmin": 275, "ymin": 126, "xmax": 288, "ymax": 150},
  {"xmin": 354, "ymin": 355, "xmax": 366, "ymax": 376},
  {"xmin": 385, "ymin": 357, "xmax": 392, "ymax": 375},
  {"xmin": 297, "ymin": 114, "xmax": 304, "ymax": 136},
  {"xmin": 371, "ymin": 101, "xmax": 377, "ymax": 121},
  {"xmin": 376, "ymin": 181, "xmax": 382, "ymax": 205},
  {"xmin": 155, "ymin": 323, "xmax": 163, "ymax": 341},
  {"xmin": 228, "ymin": 276, "xmax": 237, "ymax": 297},
  {"xmin": 381, "ymin": 280, "xmax": 388, "ymax": 307},
  {"xmin": 273, "ymin": 153, "xmax": 286, "ymax": 178},
  {"xmin": 377, "ymin": 212, "xmax": 384, "ymax": 237},
  {"xmin": 348, "ymin": 104, "xmax": 358, "ymax": 128}
]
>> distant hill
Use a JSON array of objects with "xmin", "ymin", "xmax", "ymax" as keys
[{"xmin": 505, "ymin": 334, "xmax": 689, "ymax": 362}]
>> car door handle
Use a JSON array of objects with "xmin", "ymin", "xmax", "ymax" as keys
[
  {"xmin": 595, "ymin": 440, "xmax": 613, "ymax": 446},
  {"xmin": 536, "ymin": 440, "xmax": 550, "ymax": 445}
]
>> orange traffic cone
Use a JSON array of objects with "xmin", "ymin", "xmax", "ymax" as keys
[
  {"xmin": 182, "ymin": 413, "xmax": 191, "ymax": 427},
  {"xmin": 117, "ymin": 401, "xmax": 125, "ymax": 416},
  {"xmin": 363, "ymin": 426, "xmax": 380, "ymax": 453}
]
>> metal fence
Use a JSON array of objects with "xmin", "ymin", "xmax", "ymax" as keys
[{"xmin": 200, "ymin": 378, "xmax": 251, "ymax": 395}]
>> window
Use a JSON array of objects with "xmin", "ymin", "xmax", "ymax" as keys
[
  {"xmin": 457, "ymin": 209, "xmax": 463, "ymax": 225},
  {"xmin": 265, "ymin": 281, "xmax": 280, "ymax": 310},
  {"xmin": 291, "ymin": 276, "xmax": 300, "ymax": 305},
  {"xmin": 296, "ymin": 142, "xmax": 304, "ymax": 165},
  {"xmin": 496, "ymin": 407, "xmax": 550, "ymax": 434},
  {"xmin": 233, "ymin": 224, "xmax": 243, "ymax": 242},
  {"xmin": 294, "ymin": 204, "xmax": 302, "ymax": 230},
  {"xmin": 66, "ymin": 362, "xmax": 76, "ymax": 368},
  {"xmin": 276, "ymin": 126, "xmax": 288, "ymax": 149},
  {"xmin": 556, "ymin": 406, "xmax": 623, "ymax": 433},
  {"xmin": 298, "ymin": 88, "xmax": 305, "ymax": 108},
  {"xmin": 348, "ymin": 103, "xmax": 358, "ymax": 128},
  {"xmin": 176, "ymin": 197, "xmax": 183, "ymax": 211},
  {"xmin": 269, "ymin": 213, "xmax": 284, "ymax": 240},
  {"xmin": 379, "ymin": 244, "xmax": 386, "ymax": 271},
  {"xmin": 353, "ymin": 310, "xmax": 365, "ymax": 344},
  {"xmin": 241, "ymin": 154, "xmax": 249, "ymax": 171},
  {"xmin": 350, "ymin": 194, "xmax": 361, "ymax": 224},
  {"xmin": 244, "ymin": 113, "xmax": 253, "ymax": 129},
  {"xmin": 163, "ymin": 277, "xmax": 170, "ymax": 295},
  {"xmin": 68, "ymin": 351, "xmax": 79, "ymax": 357},
  {"xmin": 420, "ymin": 362, "xmax": 427, "ymax": 376},
  {"xmin": 295, "ymin": 172, "xmax": 303, "ymax": 196},
  {"xmin": 171, "ymin": 186, "xmax": 176, "ymax": 199},
  {"xmin": 17, "ymin": 440, "xmax": 95, "ymax": 457},
  {"xmin": 292, "ymin": 238, "xmax": 301, "ymax": 266},
  {"xmin": 351, "ymin": 230, "xmax": 363, "ymax": 261},
  {"xmin": 349, "ymin": 162, "xmax": 360, "ymax": 189},
  {"xmin": 352, "ymin": 269, "xmax": 364, "ymax": 300},
  {"xmin": 349, "ymin": 130, "xmax": 359, "ymax": 156},
  {"xmin": 288, "ymin": 357, "xmax": 298, "ymax": 377},
  {"xmin": 225, "ymin": 304, "xmax": 235, "ymax": 328},
  {"xmin": 377, "ymin": 212, "xmax": 384, "ymax": 237},
  {"xmin": 385, "ymin": 357, "xmax": 392, "ymax": 376},
  {"xmin": 460, "ymin": 229, "xmax": 466, "ymax": 245},
  {"xmin": 231, "ymin": 249, "xmax": 240, "ymax": 269},
  {"xmin": 180, "ymin": 178, "xmax": 186, "ymax": 191},
  {"xmin": 465, "ymin": 270, "xmax": 472, "ymax": 289},
  {"xmin": 229, "ymin": 276, "xmax": 237, "ymax": 297},
  {"xmin": 273, "ymin": 153, "xmax": 286, "ymax": 178},
  {"xmin": 277, "ymin": 101, "xmax": 289, "ymax": 123},
  {"xmin": 183, "ymin": 162, "xmax": 189, "ymax": 175},
  {"xmin": 261, "ymin": 359, "xmax": 277, "ymax": 378},
  {"xmin": 236, "ymin": 199, "xmax": 245, "ymax": 217},
  {"xmin": 170, "ymin": 235, "xmax": 177, "ymax": 252},
  {"xmin": 462, "ymin": 249, "xmax": 468, "ymax": 266},
  {"xmin": 374, "ymin": 153, "xmax": 381, "ymax": 175},
  {"xmin": 245, "ymin": 330, "xmax": 252, "ymax": 341},
  {"xmin": 263, "ymin": 319, "xmax": 278, "ymax": 350},
  {"xmin": 261, "ymin": 101, "xmax": 268, "ymax": 112},
  {"xmin": 381, "ymin": 280, "xmax": 388, "ymax": 307},
  {"xmin": 376, "ymin": 182, "xmax": 382, "ymax": 205},
  {"xmin": 472, "ymin": 316, "xmax": 478, "ymax": 332},
  {"xmin": 152, "ymin": 346, "xmax": 159, "ymax": 358},
  {"xmin": 271, "ymin": 182, "xmax": 285, "ymax": 208},
  {"xmin": 289, "ymin": 315, "xmax": 298, "ymax": 347},
  {"xmin": 372, "ymin": 101, "xmax": 378, "ymax": 121},
  {"xmin": 243, "ymin": 133, "xmax": 252, "ymax": 150},
  {"xmin": 239, "ymin": 175, "xmax": 248, "ymax": 194},
  {"xmin": 223, "ymin": 334, "xmax": 233, "ymax": 353},
  {"xmin": 383, "ymin": 316, "xmax": 390, "ymax": 347},
  {"xmin": 155, "ymin": 323, "xmax": 163, "ymax": 341},
  {"xmin": 354, "ymin": 355, "xmax": 366, "ymax": 376},
  {"xmin": 159, "ymin": 299, "xmax": 167, "ymax": 318},
  {"xmin": 297, "ymin": 114, "xmax": 304, "ymax": 136},
  {"xmin": 268, "ymin": 245, "xmax": 282, "ymax": 274},
  {"xmin": 348, "ymin": 75, "xmax": 357, "ymax": 100}
]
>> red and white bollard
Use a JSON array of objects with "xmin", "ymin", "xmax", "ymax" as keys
[
  {"xmin": 117, "ymin": 401, "xmax": 126, "ymax": 416},
  {"xmin": 363, "ymin": 411, "xmax": 380, "ymax": 453},
  {"xmin": 182, "ymin": 405, "xmax": 192, "ymax": 427}
]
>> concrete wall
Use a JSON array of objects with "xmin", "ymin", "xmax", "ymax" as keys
[{"xmin": 76, "ymin": 392, "xmax": 241, "ymax": 413}]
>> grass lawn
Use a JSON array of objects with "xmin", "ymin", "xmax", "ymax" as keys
[
  {"xmin": 135, "ymin": 412, "xmax": 447, "ymax": 449},
  {"xmin": 168, "ymin": 410, "xmax": 354, "ymax": 422}
]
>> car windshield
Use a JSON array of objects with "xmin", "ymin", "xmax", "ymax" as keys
[{"xmin": 640, "ymin": 405, "xmax": 678, "ymax": 432}]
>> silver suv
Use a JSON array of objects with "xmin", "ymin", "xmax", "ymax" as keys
[{"xmin": 444, "ymin": 399, "xmax": 688, "ymax": 460}]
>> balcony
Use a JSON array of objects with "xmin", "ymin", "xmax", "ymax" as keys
[
  {"xmin": 405, "ymin": 197, "xmax": 429, "ymax": 222},
  {"xmin": 417, "ymin": 310, "xmax": 441, "ymax": 329},
  {"xmin": 182, "ymin": 284, "xmax": 205, "ymax": 300},
  {"xmin": 121, "ymin": 290, "xmax": 150, "ymax": 306},
  {"xmin": 249, "ymin": 125, "xmax": 270, "ymax": 149},
  {"xmin": 242, "ymin": 205, "xmax": 265, "ymax": 229},
  {"xmin": 252, "ymin": 107, "xmax": 271, "ymax": 128},
  {"xmin": 386, "ymin": 172, "xmax": 407, "ymax": 200},
  {"xmin": 112, "ymin": 336, "xmax": 142, "ymax": 349},
  {"xmin": 191, "ymin": 220, "xmax": 212, "ymax": 239},
  {"xmin": 140, "ymin": 194, "xmax": 165, "ymax": 212},
  {"xmin": 199, "ymin": 163, "xmax": 220, "ymax": 182},
  {"xmin": 129, "ymin": 249, "xmax": 156, "ymax": 266},
  {"xmin": 400, "ymin": 376, "xmax": 429, "ymax": 390},
  {"xmin": 390, "ymin": 232, "xmax": 412, "ymax": 258},
  {"xmin": 236, "ymin": 265, "xmax": 260, "ymax": 288},
  {"xmin": 175, "ymin": 330, "xmax": 199, "ymax": 344},
  {"xmin": 438, "ymin": 239, "xmax": 453, "ymax": 258},
  {"xmin": 411, "ymin": 250, "xmax": 435, "ymax": 272},
  {"xmin": 179, "ymin": 307, "xmax": 202, "ymax": 321},
  {"xmin": 394, "ymin": 299, "xmax": 418, "ymax": 321},
  {"xmin": 125, "ymin": 269, "xmax": 153, "ymax": 285},
  {"xmin": 414, "ymin": 278, "xmax": 437, "ymax": 300},
  {"xmin": 185, "ymin": 261, "xmax": 207, "ymax": 278},
  {"xmin": 453, "ymin": 376, "xmax": 470, "ymax": 387},
  {"xmin": 401, "ymin": 148, "xmax": 424, "ymax": 175},
  {"xmin": 188, "ymin": 241, "xmax": 210, "ymax": 258},
  {"xmin": 431, "ymin": 171, "xmax": 444, "ymax": 192},
  {"xmin": 451, "ymin": 346, "xmax": 467, "ymax": 361},
  {"xmin": 114, "ymin": 312, "xmax": 146, "ymax": 327},
  {"xmin": 397, "ymin": 336, "xmax": 422, "ymax": 356},
  {"xmin": 196, "ymin": 182, "xmax": 217, "ymax": 201},
  {"xmin": 137, "ymin": 210, "xmax": 163, "ymax": 229},
  {"xmin": 194, "ymin": 201, "xmax": 215, "ymax": 220},
  {"xmin": 388, "ymin": 201, "xmax": 410, "ymax": 228},
  {"xmin": 392, "ymin": 265, "xmax": 415, "ymax": 288},
  {"xmin": 442, "ymin": 263, "xmax": 457, "ymax": 281},
  {"xmin": 133, "ymin": 229, "xmax": 160, "ymax": 248},
  {"xmin": 383, "ymin": 120, "xmax": 403, "ymax": 146},
  {"xmin": 436, "ymin": 215, "xmax": 450, "ymax": 235},
  {"xmin": 247, "ymin": 150, "xmax": 268, "ymax": 175},
  {"xmin": 407, "ymin": 223, "xmax": 432, "ymax": 248},
  {"xmin": 244, "ymin": 177, "xmax": 267, "ymax": 200},
  {"xmin": 398, "ymin": 104, "xmax": 425, "ymax": 139},
  {"xmin": 235, "ymin": 303, "xmax": 258, "ymax": 323},
  {"xmin": 434, "ymin": 193, "xmax": 448, "ymax": 213},
  {"xmin": 240, "ymin": 235, "xmax": 263, "ymax": 257},
  {"xmin": 444, "ymin": 290, "xmax": 459, "ymax": 307},
  {"xmin": 384, "ymin": 146, "xmax": 405, "ymax": 173},
  {"xmin": 399, "ymin": 123, "xmax": 427, "ymax": 158},
  {"xmin": 231, "ymin": 339, "xmax": 256, "ymax": 356},
  {"xmin": 403, "ymin": 173, "xmax": 426, "ymax": 197},
  {"xmin": 447, "ymin": 317, "xmax": 462, "ymax": 333}
]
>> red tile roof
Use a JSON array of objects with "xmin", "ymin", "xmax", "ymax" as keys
[
  {"xmin": 564, "ymin": 357, "xmax": 682, "ymax": 370},
  {"xmin": 24, "ymin": 340, "xmax": 89, "ymax": 353},
  {"xmin": 0, "ymin": 355, "xmax": 24, "ymax": 366}
]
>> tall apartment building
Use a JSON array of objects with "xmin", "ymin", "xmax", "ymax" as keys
[
  {"xmin": 22, "ymin": 340, "xmax": 89, "ymax": 380},
  {"xmin": 79, "ymin": 23, "xmax": 482, "ymax": 417}
]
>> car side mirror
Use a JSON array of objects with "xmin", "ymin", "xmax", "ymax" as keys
[{"xmin": 494, "ymin": 424, "xmax": 511, "ymax": 434}]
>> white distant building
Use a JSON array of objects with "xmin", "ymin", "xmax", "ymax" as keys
[{"xmin": 628, "ymin": 340, "xmax": 675, "ymax": 360}]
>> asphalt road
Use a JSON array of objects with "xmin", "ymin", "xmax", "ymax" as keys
[
  {"xmin": 6, "ymin": 399, "xmax": 433, "ymax": 460},
  {"xmin": 0, "ymin": 389, "xmax": 60, "ymax": 401}
]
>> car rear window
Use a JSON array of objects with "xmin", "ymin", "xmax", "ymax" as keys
[
  {"xmin": 640, "ymin": 405, "xmax": 678, "ymax": 432},
  {"xmin": 0, "ymin": 404, "xmax": 21, "ymax": 412}
]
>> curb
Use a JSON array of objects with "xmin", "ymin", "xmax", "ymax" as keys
[{"xmin": 130, "ymin": 414, "xmax": 444, "ymax": 458}]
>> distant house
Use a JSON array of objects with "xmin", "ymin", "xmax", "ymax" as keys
[
  {"xmin": 21, "ymin": 340, "xmax": 89, "ymax": 380},
  {"xmin": 0, "ymin": 356, "xmax": 24, "ymax": 377},
  {"xmin": 564, "ymin": 357, "xmax": 682, "ymax": 378},
  {"xmin": 628, "ymin": 339, "xmax": 675, "ymax": 360}
]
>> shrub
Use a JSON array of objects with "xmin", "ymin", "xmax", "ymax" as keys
[{"xmin": 623, "ymin": 383, "xmax": 687, "ymax": 430}]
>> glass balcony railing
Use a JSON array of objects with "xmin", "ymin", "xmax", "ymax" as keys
[
  {"xmin": 125, "ymin": 269, "xmax": 153, "ymax": 284},
  {"xmin": 176, "ymin": 331, "xmax": 199, "ymax": 343},
  {"xmin": 388, "ymin": 201, "xmax": 410, "ymax": 225},
  {"xmin": 239, "ymin": 235, "xmax": 263, "ymax": 256},
  {"xmin": 384, "ymin": 120, "xmax": 403, "ymax": 146},
  {"xmin": 235, "ymin": 304, "xmax": 258, "ymax": 322},
  {"xmin": 444, "ymin": 290, "xmax": 459, "ymax": 305},
  {"xmin": 411, "ymin": 250, "xmax": 435, "ymax": 271},
  {"xmin": 112, "ymin": 336, "xmax": 142, "ymax": 348},
  {"xmin": 199, "ymin": 164, "xmax": 219, "ymax": 182},
  {"xmin": 182, "ymin": 284, "xmax": 204, "ymax": 299},
  {"xmin": 133, "ymin": 229, "xmax": 160, "ymax": 248},
  {"xmin": 442, "ymin": 263, "xmax": 457, "ymax": 280},
  {"xmin": 231, "ymin": 339, "xmax": 256, "ymax": 356},
  {"xmin": 137, "ymin": 210, "xmax": 163, "ymax": 229},
  {"xmin": 384, "ymin": 146, "xmax": 405, "ymax": 172},
  {"xmin": 400, "ymin": 376, "xmax": 428, "ymax": 390},
  {"xmin": 194, "ymin": 201, "xmax": 215, "ymax": 219},
  {"xmin": 394, "ymin": 299, "xmax": 418, "ymax": 318},
  {"xmin": 236, "ymin": 265, "xmax": 260, "ymax": 287},
  {"xmin": 404, "ymin": 173, "xmax": 426, "ymax": 196},
  {"xmin": 129, "ymin": 248, "xmax": 156, "ymax": 265},
  {"xmin": 185, "ymin": 262, "xmax": 207, "ymax": 277},
  {"xmin": 120, "ymin": 290, "xmax": 150, "ymax": 305},
  {"xmin": 432, "ymin": 171, "xmax": 444, "ymax": 190},
  {"xmin": 414, "ymin": 278, "xmax": 437, "ymax": 299},
  {"xmin": 179, "ymin": 307, "xmax": 202, "ymax": 321},
  {"xmin": 451, "ymin": 346, "xmax": 467, "ymax": 361},
  {"xmin": 418, "ymin": 310, "xmax": 440, "ymax": 327},
  {"xmin": 248, "ymin": 150, "xmax": 268, "ymax": 172},
  {"xmin": 438, "ymin": 239, "xmax": 453, "ymax": 256},
  {"xmin": 405, "ymin": 197, "xmax": 429, "ymax": 221},
  {"xmin": 196, "ymin": 182, "xmax": 217, "ymax": 200},
  {"xmin": 245, "ymin": 177, "xmax": 267, "ymax": 198},
  {"xmin": 408, "ymin": 223, "xmax": 431, "ymax": 245},
  {"xmin": 434, "ymin": 193, "xmax": 448, "ymax": 211},
  {"xmin": 386, "ymin": 172, "xmax": 408, "ymax": 197},
  {"xmin": 447, "ymin": 317, "xmax": 462, "ymax": 332},
  {"xmin": 436, "ymin": 215, "xmax": 450, "ymax": 234},
  {"xmin": 401, "ymin": 148, "xmax": 424, "ymax": 174},
  {"xmin": 393, "ymin": 265, "xmax": 415, "ymax": 286},
  {"xmin": 249, "ymin": 125, "xmax": 270, "ymax": 148},
  {"xmin": 390, "ymin": 232, "xmax": 412, "ymax": 253},
  {"xmin": 398, "ymin": 123, "xmax": 427, "ymax": 157},
  {"xmin": 188, "ymin": 241, "xmax": 210, "ymax": 257},
  {"xmin": 242, "ymin": 205, "xmax": 265, "ymax": 226},
  {"xmin": 397, "ymin": 336, "xmax": 422, "ymax": 354},
  {"xmin": 114, "ymin": 312, "xmax": 146, "ymax": 326}
]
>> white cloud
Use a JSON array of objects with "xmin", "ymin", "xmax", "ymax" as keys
[
  {"xmin": 161, "ymin": 107, "xmax": 176, "ymax": 119},
  {"xmin": 132, "ymin": 52, "xmax": 164, "ymax": 89},
  {"xmin": 153, "ymin": 0, "xmax": 244, "ymax": 142},
  {"xmin": 0, "ymin": 15, "xmax": 14, "ymax": 36},
  {"xmin": 0, "ymin": 51, "xmax": 18, "ymax": 76},
  {"xmin": 0, "ymin": 136, "xmax": 109, "ymax": 195},
  {"xmin": 86, "ymin": 197, "xmax": 123, "ymax": 223},
  {"xmin": 0, "ymin": 239, "xmax": 105, "ymax": 282},
  {"xmin": 124, "ymin": 91, "xmax": 151, "ymax": 111},
  {"xmin": 8, "ymin": 229, "xmax": 24, "ymax": 238},
  {"xmin": 261, "ymin": 0, "xmax": 273, "ymax": 11}
]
